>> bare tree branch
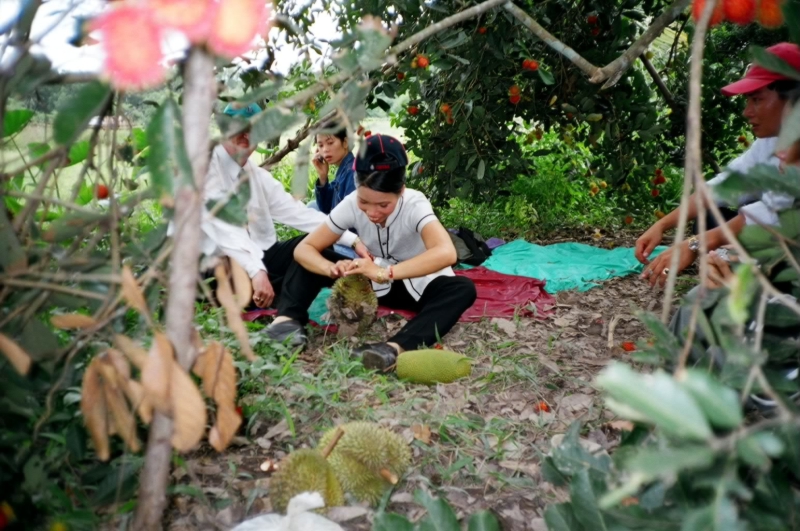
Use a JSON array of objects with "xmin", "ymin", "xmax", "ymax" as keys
[
  {"xmin": 260, "ymin": 118, "xmax": 313, "ymax": 168},
  {"xmin": 133, "ymin": 48, "xmax": 216, "ymax": 531},
  {"xmin": 503, "ymin": 3, "xmax": 599, "ymax": 78},
  {"xmin": 594, "ymin": 0, "xmax": 692, "ymax": 87}
]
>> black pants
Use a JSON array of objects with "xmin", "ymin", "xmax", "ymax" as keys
[
  {"xmin": 692, "ymin": 206, "xmax": 741, "ymax": 235},
  {"xmin": 279, "ymin": 254, "xmax": 477, "ymax": 350},
  {"xmin": 263, "ymin": 235, "xmax": 348, "ymax": 318}
]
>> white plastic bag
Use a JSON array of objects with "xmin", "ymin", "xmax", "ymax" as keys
[{"xmin": 230, "ymin": 492, "xmax": 344, "ymax": 531}]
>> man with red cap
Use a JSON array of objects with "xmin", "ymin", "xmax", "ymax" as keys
[{"xmin": 637, "ymin": 42, "xmax": 800, "ymax": 285}]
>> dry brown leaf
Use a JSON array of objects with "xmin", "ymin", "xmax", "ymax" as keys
[
  {"xmin": 209, "ymin": 405, "xmax": 242, "ymax": 452},
  {"xmin": 114, "ymin": 334, "xmax": 149, "ymax": 370},
  {"xmin": 142, "ymin": 333, "xmax": 173, "ymax": 414},
  {"xmin": 192, "ymin": 343, "xmax": 209, "ymax": 378},
  {"xmin": 214, "ymin": 265, "xmax": 256, "ymax": 361},
  {"xmin": 80, "ymin": 358, "xmax": 110, "ymax": 461},
  {"xmin": 124, "ymin": 380, "xmax": 153, "ymax": 424},
  {"xmin": 229, "ymin": 258, "xmax": 253, "ymax": 309},
  {"xmin": 121, "ymin": 265, "xmax": 149, "ymax": 316},
  {"xmin": 105, "ymin": 348, "xmax": 131, "ymax": 381},
  {"xmin": 0, "ymin": 333, "xmax": 32, "ymax": 375},
  {"xmin": 100, "ymin": 369, "xmax": 141, "ymax": 453},
  {"xmin": 411, "ymin": 423, "xmax": 431, "ymax": 444},
  {"xmin": 201, "ymin": 342, "xmax": 237, "ymax": 404},
  {"xmin": 170, "ymin": 363, "xmax": 207, "ymax": 452},
  {"xmin": 50, "ymin": 313, "xmax": 98, "ymax": 330}
]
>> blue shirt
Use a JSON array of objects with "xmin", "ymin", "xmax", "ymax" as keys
[{"xmin": 315, "ymin": 152, "xmax": 356, "ymax": 214}]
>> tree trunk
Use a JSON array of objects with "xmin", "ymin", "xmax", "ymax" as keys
[{"xmin": 133, "ymin": 48, "xmax": 216, "ymax": 531}]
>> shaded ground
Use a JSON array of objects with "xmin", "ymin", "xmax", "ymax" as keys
[{"xmin": 163, "ymin": 269, "xmax": 689, "ymax": 531}]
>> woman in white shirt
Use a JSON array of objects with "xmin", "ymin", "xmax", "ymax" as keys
[{"xmin": 279, "ymin": 134, "xmax": 477, "ymax": 370}]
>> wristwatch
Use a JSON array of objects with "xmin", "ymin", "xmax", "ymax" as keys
[{"xmin": 687, "ymin": 236, "xmax": 700, "ymax": 252}]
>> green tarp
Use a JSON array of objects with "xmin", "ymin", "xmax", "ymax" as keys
[{"xmin": 480, "ymin": 240, "xmax": 666, "ymax": 292}]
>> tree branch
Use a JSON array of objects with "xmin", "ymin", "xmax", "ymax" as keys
[
  {"xmin": 260, "ymin": 118, "xmax": 313, "ymax": 169},
  {"xmin": 133, "ymin": 48, "xmax": 216, "ymax": 531},
  {"xmin": 592, "ymin": 0, "xmax": 692, "ymax": 88},
  {"xmin": 503, "ymin": 2, "xmax": 599, "ymax": 78}
]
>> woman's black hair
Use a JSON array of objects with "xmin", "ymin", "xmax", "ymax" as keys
[
  {"xmin": 314, "ymin": 126, "xmax": 347, "ymax": 143},
  {"xmin": 767, "ymin": 79, "xmax": 800, "ymax": 100},
  {"xmin": 355, "ymin": 162, "xmax": 406, "ymax": 194}
]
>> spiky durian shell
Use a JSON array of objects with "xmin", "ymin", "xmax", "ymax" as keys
[
  {"xmin": 269, "ymin": 449, "xmax": 344, "ymax": 513},
  {"xmin": 327, "ymin": 275, "xmax": 378, "ymax": 337},
  {"xmin": 318, "ymin": 422, "xmax": 411, "ymax": 505}
]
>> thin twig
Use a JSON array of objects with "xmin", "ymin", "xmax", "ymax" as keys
[
  {"xmin": 0, "ymin": 277, "xmax": 107, "ymax": 300},
  {"xmin": 4, "ymin": 190, "xmax": 99, "ymax": 215},
  {"xmin": 321, "ymin": 427, "xmax": 345, "ymax": 459}
]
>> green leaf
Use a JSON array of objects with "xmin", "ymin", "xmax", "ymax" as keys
[
  {"xmin": 414, "ymin": 489, "xmax": 459, "ymax": 531},
  {"xmin": 750, "ymin": 45, "xmax": 800, "ymax": 82},
  {"xmin": 146, "ymin": 99, "xmax": 194, "ymax": 196},
  {"xmin": 249, "ymin": 106, "xmax": 300, "ymax": 145},
  {"xmin": 784, "ymin": 0, "xmax": 800, "ymax": 44},
  {"xmin": 777, "ymin": 101, "xmax": 800, "ymax": 152},
  {"xmin": 677, "ymin": 369, "xmax": 743, "ymax": 429},
  {"xmin": 0, "ymin": 204, "xmax": 26, "ymax": 272},
  {"xmin": 727, "ymin": 263, "xmax": 757, "ymax": 326},
  {"xmin": 467, "ymin": 511, "xmax": 500, "ymax": 531},
  {"xmin": 626, "ymin": 446, "xmax": 716, "ymax": 480},
  {"xmin": 4, "ymin": 109, "xmax": 34, "ymax": 137},
  {"xmin": 570, "ymin": 469, "xmax": 608, "ymax": 531},
  {"xmin": 130, "ymin": 127, "xmax": 148, "ymax": 151},
  {"xmin": 596, "ymin": 363, "xmax": 713, "ymax": 441},
  {"xmin": 372, "ymin": 512, "xmax": 415, "ymax": 531},
  {"xmin": 67, "ymin": 141, "xmax": 91, "ymax": 166},
  {"xmin": 538, "ymin": 68, "xmax": 555, "ymax": 85},
  {"xmin": 53, "ymin": 81, "xmax": 111, "ymax": 145},
  {"xmin": 544, "ymin": 503, "xmax": 583, "ymax": 531},
  {"xmin": 477, "ymin": 159, "xmax": 486, "ymax": 181},
  {"xmin": 550, "ymin": 422, "xmax": 612, "ymax": 476},
  {"xmin": 27, "ymin": 141, "xmax": 50, "ymax": 160},
  {"xmin": 716, "ymin": 165, "xmax": 800, "ymax": 203}
]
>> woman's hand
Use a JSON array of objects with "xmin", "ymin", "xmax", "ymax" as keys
[
  {"xmin": 353, "ymin": 241, "xmax": 371, "ymax": 260},
  {"xmin": 328, "ymin": 260, "xmax": 353, "ymax": 279},
  {"xmin": 312, "ymin": 150, "xmax": 329, "ymax": 184},
  {"xmin": 344, "ymin": 258, "xmax": 384, "ymax": 283},
  {"xmin": 641, "ymin": 241, "xmax": 697, "ymax": 287},
  {"xmin": 704, "ymin": 251, "xmax": 734, "ymax": 289}
]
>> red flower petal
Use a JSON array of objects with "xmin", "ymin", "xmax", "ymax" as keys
[
  {"xmin": 207, "ymin": 0, "xmax": 272, "ymax": 59},
  {"xmin": 92, "ymin": 4, "xmax": 166, "ymax": 91},
  {"xmin": 148, "ymin": 0, "xmax": 216, "ymax": 43}
]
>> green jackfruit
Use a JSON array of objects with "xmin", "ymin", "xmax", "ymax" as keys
[
  {"xmin": 318, "ymin": 422, "xmax": 411, "ymax": 505},
  {"xmin": 396, "ymin": 349, "xmax": 472, "ymax": 384},
  {"xmin": 269, "ymin": 449, "xmax": 344, "ymax": 513},
  {"xmin": 327, "ymin": 274, "xmax": 378, "ymax": 337}
]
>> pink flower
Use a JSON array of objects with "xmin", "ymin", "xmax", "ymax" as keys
[
  {"xmin": 91, "ymin": 3, "xmax": 166, "ymax": 91},
  {"xmin": 207, "ymin": 0, "xmax": 272, "ymax": 59},
  {"xmin": 148, "ymin": 0, "xmax": 216, "ymax": 43}
]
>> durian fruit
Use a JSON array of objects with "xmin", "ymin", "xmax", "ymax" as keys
[
  {"xmin": 327, "ymin": 274, "xmax": 378, "ymax": 337},
  {"xmin": 269, "ymin": 449, "xmax": 344, "ymax": 513},
  {"xmin": 396, "ymin": 349, "xmax": 472, "ymax": 384},
  {"xmin": 318, "ymin": 422, "xmax": 411, "ymax": 505}
]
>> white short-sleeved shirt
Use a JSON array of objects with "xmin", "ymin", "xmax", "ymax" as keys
[
  {"xmin": 326, "ymin": 188, "xmax": 454, "ymax": 300},
  {"xmin": 708, "ymin": 137, "xmax": 779, "ymax": 205}
]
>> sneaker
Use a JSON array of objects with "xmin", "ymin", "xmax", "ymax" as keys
[
  {"xmin": 353, "ymin": 342, "xmax": 399, "ymax": 371},
  {"xmin": 265, "ymin": 319, "xmax": 307, "ymax": 349}
]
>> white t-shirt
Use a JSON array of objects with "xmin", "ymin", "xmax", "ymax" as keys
[
  {"xmin": 326, "ymin": 188, "xmax": 454, "ymax": 300},
  {"xmin": 199, "ymin": 145, "xmax": 356, "ymax": 278}
]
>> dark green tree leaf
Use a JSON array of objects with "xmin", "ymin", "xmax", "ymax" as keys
[
  {"xmin": 544, "ymin": 503, "xmax": 583, "ymax": 531},
  {"xmin": 678, "ymin": 369, "xmax": 743, "ymax": 429},
  {"xmin": 4, "ymin": 109, "xmax": 35, "ymax": 137},
  {"xmin": 146, "ymin": 99, "xmax": 194, "ymax": 196},
  {"xmin": 67, "ymin": 141, "xmax": 91, "ymax": 167},
  {"xmin": 53, "ymin": 82, "xmax": 111, "ymax": 145},
  {"xmin": 414, "ymin": 489, "xmax": 459, "ymax": 531},
  {"xmin": 467, "ymin": 511, "xmax": 500, "ymax": 531},
  {"xmin": 372, "ymin": 512, "xmax": 415, "ymax": 531},
  {"xmin": 570, "ymin": 469, "xmax": 608, "ymax": 531}
]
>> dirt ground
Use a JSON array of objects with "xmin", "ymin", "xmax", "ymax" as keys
[{"xmin": 163, "ymin": 259, "xmax": 684, "ymax": 531}]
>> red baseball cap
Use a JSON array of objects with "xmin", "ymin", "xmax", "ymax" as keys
[{"xmin": 721, "ymin": 43, "xmax": 800, "ymax": 97}]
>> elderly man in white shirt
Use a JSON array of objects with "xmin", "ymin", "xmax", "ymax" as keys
[
  {"xmin": 201, "ymin": 103, "xmax": 368, "ymax": 347},
  {"xmin": 638, "ymin": 42, "xmax": 800, "ymax": 286}
]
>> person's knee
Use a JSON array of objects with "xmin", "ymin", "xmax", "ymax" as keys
[{"xmin": 452, "ymin": 276, "xmax": 477, "ymax": 306}]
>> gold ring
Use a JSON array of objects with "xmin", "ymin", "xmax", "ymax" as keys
[{"xmin": 662, "ymin": 268, "xmax": 669, "ymax": 275}]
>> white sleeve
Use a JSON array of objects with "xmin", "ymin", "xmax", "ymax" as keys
[
  {"xmin": 409, "ymin": 199, "xmax": 437, "ymax": 233},
  {"xmin": 326, "ymin": 194, "xmax": 357, "ymax": 236},
  {"xmin": 708, "ymin": 138, "xmax": 778, "ymax": 204},
  {"xmin": 260, "ymin": 170, "xmax": 357, "ymax": 247},
  {"xmin": 200, "ymin": 157, "xmax": 265, "ymax": 278},
  {"xmin": 740, "ymin": 201, "xmax": 780, "ymax": 226}
]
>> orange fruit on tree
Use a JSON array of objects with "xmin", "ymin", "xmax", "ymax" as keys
[
  {"xmin": 599, "ymin": 180, "xmax": 607, "ymax": 189},
  {"xmin": 416, "ymin": 54, "xmax": 430, "ymax": 68},
  {"xmin": 95, "ymin": 184, "xmax": 109, "ymax": 199},
  {"xmin": 440, "ymin": 103, "xmax": 451, "ymax": 114},
  {"xmin": 692, "ymin": 0, "xmax": 725, "ymax": 26},
  {"xmin": 509, "ymin": 94, "xmax": 521, "ymax": 104},
  {"xmin": 587, "ymin": 15, "xmax": 599, "ymax": 24},
  {"xmin": 407, "ymin": 105, "xmax": 419, "ymax": 115},
  {"xmin": 723, "ymin": 0, "xmax": 756, "ymax": 24},
  {"xmin": 396, "ymin": 72, "xmax": 405, "ymax": 81},
  {"xmin": 477, "ymin": 26, "xmax": 487, "ymax": 34},
  {"xmin": 651, "ymin": 188, "xmax": 660, "ymax": 198},
  {"xmin": 757, "ymin": 0, "xmax": 784, "ymax": 27},
  {"xmin": 624, "ymin": 215, "xmax": 634, "ymax": 225},
  {"xmin": 508, "ymin": 85, "xmax": 520, "ymax": 96}
]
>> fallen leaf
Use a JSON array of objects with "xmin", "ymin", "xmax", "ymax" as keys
[
  {"xmin": 121, "ymin": 265, "xmax": 149, "ymax": 316},
  {"xmin": 170, "ymin": 361, "xmax": 207, "ymax": 452},
  {"xmin": 80, "ymin": 358, "xmax": 110, "ymax": 461},
  {"xmin": 263, "ymin": 419, "xmax": 290, "ymax": 440},
  {"xmin": 559, "ymin": 393, "xmax": 592, "ymax": 413},
  {"xmin": 50, "ymin": 313, "xmax": 97, "ymax": 330},
  {"xmin": 229, "ymin": 258, "xmax": 253, "ymax": 309},
  {"xmin": 491, "ymin": 317, "xmax": 516, "ymax": 336},
  {"xmin": 142, "ymin": 333, "xmax": 174, "ymax": 414},
  {"xmin": 498, "ymin": 460, "xmax": 539, "ymax": 477},
  {"xmin": 214, "ymin": 264, "xmax": 256, "ymax": 361},
  {"xmin": 114, "ymin": 334, "xmax": 149, "ymax": 369},
  {"xmin": 0, "ymin": 333, "xmax": 32, "ymax": 375},
  {"xmin": 327, "ymin": 506, "xmax": 369, "ymax": 522},
  {"xmin": 411, "ymin": 423, "xmax": 431, "ymax": 444}
]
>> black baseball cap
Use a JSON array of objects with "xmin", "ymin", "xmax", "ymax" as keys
[{"xmin": 353, "ymin": 133, "xmax": 409, "ymax": 173}]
